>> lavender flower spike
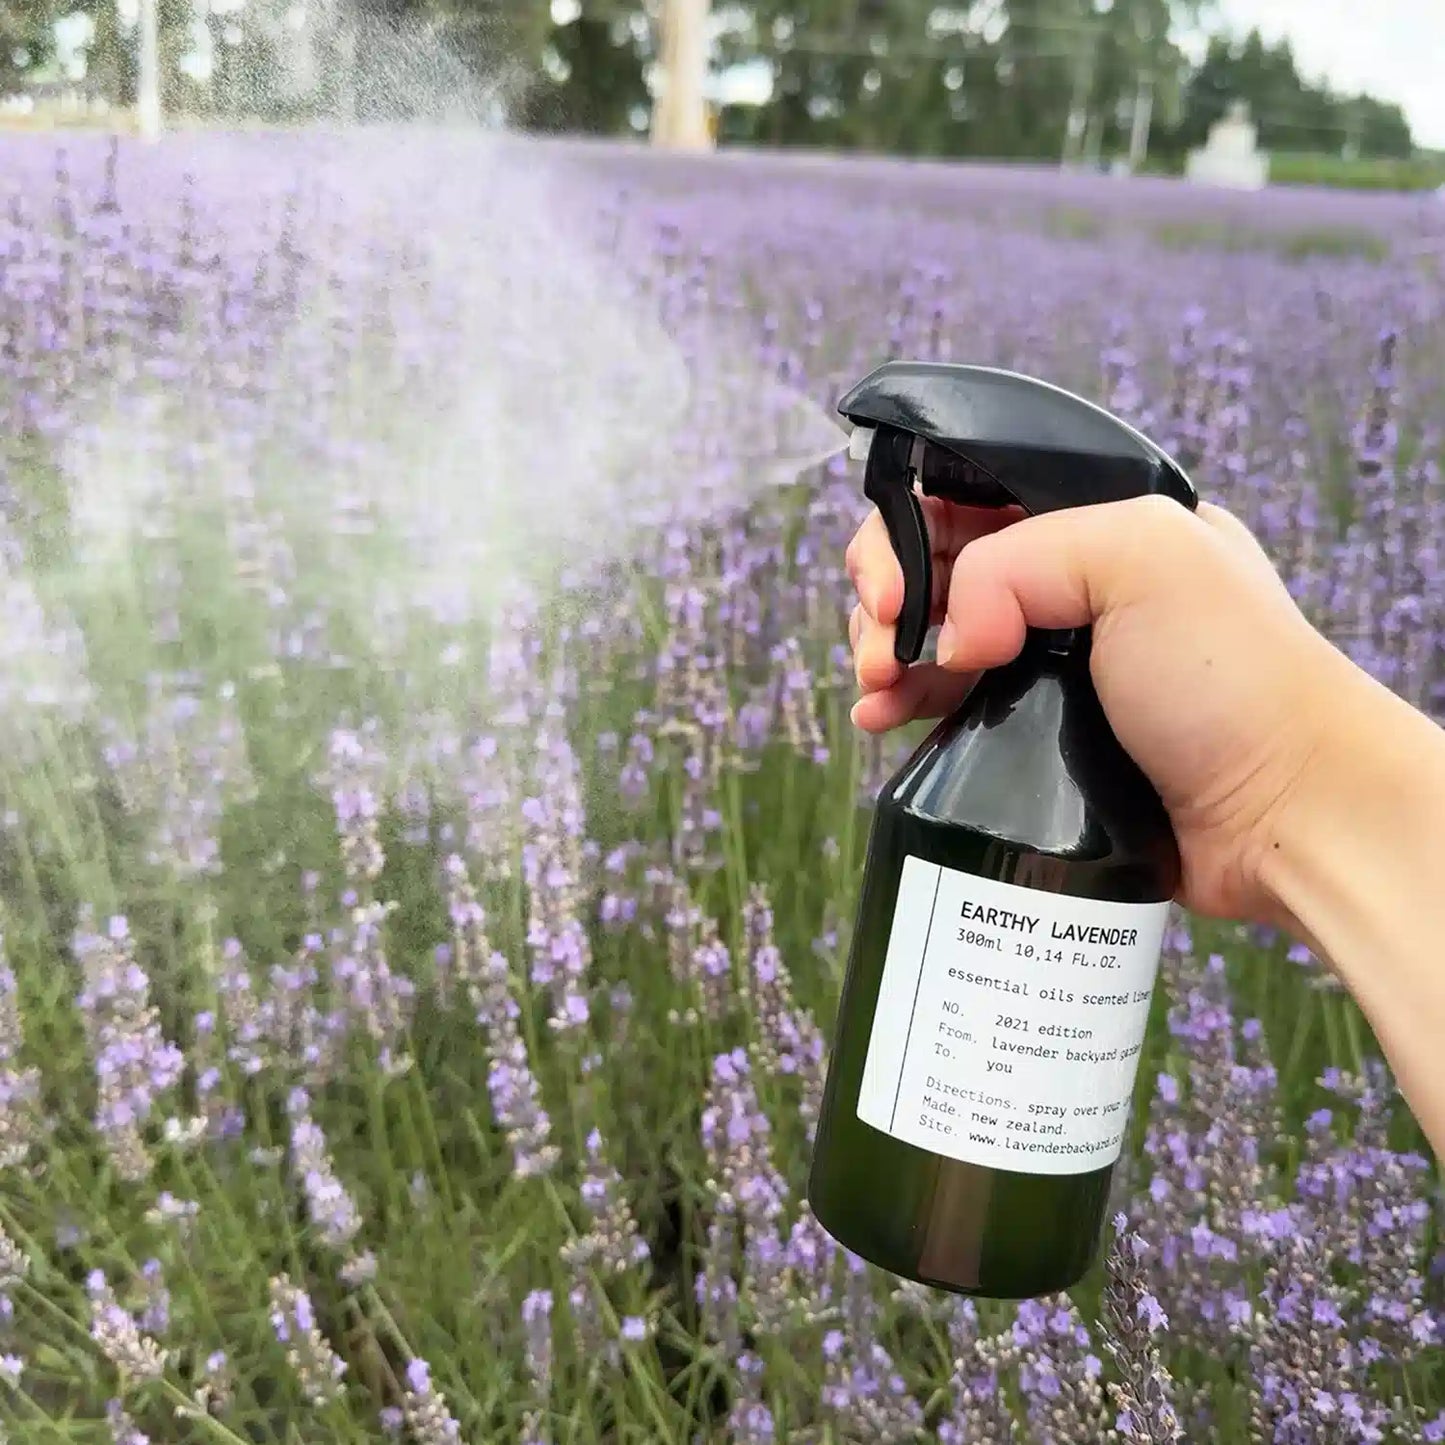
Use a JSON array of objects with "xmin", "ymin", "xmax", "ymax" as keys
[
  {"xmin": 0, "ymin": 940, "xmax": 40, "ymax": 1169},
  {"xmin": 561, "ymin": 1127, "xmax": 650, "ymax": 1275},
  {"xmin": 445, "ymin": 856, "xmax": 559, "ymax": 1177},
  {"xmin": 86, "ymin": 1270, "xmax": 168, "ymax": 1385},
  {"xmin": 106, "ymin": 1398, "xmax": 152, "ymax": 1445},
  {"xmin": 520, "ymin": 1288, "xmax": 553, "ymax": 1443},
  {"xmin": 1102, "ymin": 1215, "xmax": 1183, "ymax": 1443},
  {"xmin": 73, "ymin": 915, "xmax": 186, "ymax": 1182},
  {"xmin": 401, "ymin": 1358, "xmax": 463, "ymax": 1445},
  {"xmin": 0, "ymin": 1225, "xmax": 29, "ymax": 1293},
  {"xmin": 1012, "ymin": 1295, "xmax": 1112, "ymax": 1445},
  {"xmin": 286, "ymin": 1087, "xmax": 376, "ymax": 1285},
  {"xmin": 268, "ymin": 1273, "xmax": 347, "ymax": 1407}
]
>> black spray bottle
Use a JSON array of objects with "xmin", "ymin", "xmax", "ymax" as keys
[{"xmin": 807, "ymin": 361, "xmax": 1198, "ymax": 1300}]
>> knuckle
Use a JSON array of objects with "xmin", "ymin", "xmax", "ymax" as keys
[
  {"xmin": 1117, "ymin": 494, "xmax": 1196, "ymax": 579},
  {"xmin": 1132, "ymin": 492, "xmax": 1188, "ymax": 533},
  {"xmin": 950, "ymin": 524, "xmax": 1002, "ymax": 580}
]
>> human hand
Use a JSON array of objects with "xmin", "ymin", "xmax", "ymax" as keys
[{"xmin": 845, "ymin": 493, "xmax": 1365, "ymax": 927}]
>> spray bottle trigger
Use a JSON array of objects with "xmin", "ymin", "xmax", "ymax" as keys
[{"xmin": 862, "ymin": 425, "xmax": 933, "ymax": 666}]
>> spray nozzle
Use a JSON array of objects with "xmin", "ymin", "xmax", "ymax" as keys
[{"xmin": 839, "ymin": 361, "xmax": 1198, "ymax": 665}]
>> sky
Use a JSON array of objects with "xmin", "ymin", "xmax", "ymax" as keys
[{"xmin": 1203, "ymin": 0, "xmax": 1445, "ymax": 149}]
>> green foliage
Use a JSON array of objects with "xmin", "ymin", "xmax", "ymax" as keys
[
  {"xmin": 1267, "ymin": 150, "xmax": 1445, "ymax": 193},
  {"xmin": 0, "ymin": 0, "xmax": 58, "ymax": 91},
  {"xmin": 1159, "ymin": 29, "xmax": 1415, "ymax": 162},
  {"xmin": 13, "ymin": 0, "xmax": 1428, "ymax": 178},
  {"xmin": 1150, "ymin": 219, "xmax": 1392, "ymax": 264},
  {"xmin": 533, "ymin": 5, "xmax": 652, "ymax": 136}
]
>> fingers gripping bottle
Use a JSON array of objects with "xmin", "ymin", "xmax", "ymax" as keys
[{"xmin": 807, "ymin": 361, "xmax": 1198, "ymax": 1300}]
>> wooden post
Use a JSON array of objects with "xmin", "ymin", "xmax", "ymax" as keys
[
  {"xmin": 1127, "ymin": 72, "xmax": 1154, "ymax": 172},
  {"xmin": 136, "ymin": 0, "xmax": 161, "ymax": 141},
  {"xmin": 652, "ymin": 0, "xmax": 713, "ymax": 150}
]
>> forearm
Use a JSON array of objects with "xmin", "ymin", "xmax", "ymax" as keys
[{"xmin": 1263, "ymin": 657, "xmax": 1445, "ymax": 1155}]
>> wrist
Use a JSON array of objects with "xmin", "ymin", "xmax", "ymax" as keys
[
  {"xmin": 1259, "ymin": 645, "xmax": 1445, "ymax": 1153},
  {"xmin": 1259, "ymin": 645, "xmax": 1445, "ymax": 982}
]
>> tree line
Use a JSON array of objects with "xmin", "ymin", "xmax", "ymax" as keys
[{"xmin": 5, "ymin": 0, "xmax": 1418, "ymax": 164}]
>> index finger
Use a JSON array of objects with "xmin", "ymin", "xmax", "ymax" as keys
[{"xmin": 845, "ymin": 499, "xmax": 1026, "ymax": 625}]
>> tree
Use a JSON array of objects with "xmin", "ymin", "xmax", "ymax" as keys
[
  {"xmin": 1163, "ymin": 28, "xmax": 1414, "ymax": 160},
  {"xmin": 711, "ymin": 0, "xmax": 1214, "ymax": 164},
  {"xmin": 1352, "ymin": 95, "xmax": 1412, "ymax": 160},
  {"xmin": 33, "ymin": 0, "xmax": 1416, "ymax": 164},
  {"xmin": 1, "ymin": 0, "xmax": 58, "ymax": 94},
  {"xmin": 68, "ymin": 0, "xmax": 193, "ymax": 110},
  {"xmin": 1089, "ymin": 0, "xmax": 1199, "ymax": 165},
  {"xmin": 543, "ymin": 5, "xmax": 652, "ymax": 136}
]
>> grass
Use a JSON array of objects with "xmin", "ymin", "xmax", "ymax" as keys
[{"xmin": 1151, "ymin": 219, "xmax": 1392, "ymax": 263}]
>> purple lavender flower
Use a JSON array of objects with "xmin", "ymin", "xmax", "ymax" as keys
[
  {"xmin": 0, "ymin": 1226, "xmax": 28, "ymax": 1301},
  {"xmin": 726, "ymin": 1351, "xmax": 775, "ymax": 1443},
  {"xmin": 1012, "ymin": 1297, "xmax": 1111, "ymax": 1444},
  {"xmin": 519, "ymin": 696, "xmax": 594, "ymax": 1031},
  {"xmin": 185, "ymin": 1005, "xmax": 239, "ymax": 1143},
  {"xmin": 329, "ymin": 898, "xmax": 415, "ymax": 1078},
  {"xmin": 650, "ymin": 583, "xmax": 734, "ymax": 871},
  {"xmin": 771, "ymin": 636, "xmax": 829, "ymax": 766},
  {"xmin": 86, "ymin": 1269, "xmax": 168, "ymax": 1384},
  {"xmin": 286, "ymin": 1086, "xmax": 375, "ymax": 1285},
  {"xmin": 699, "ymin": 1048, "xmax": 801, "ymax": 1337},
  {"xmin": 566, "ymin": 1278, "xmax": 615, "ymax": 1372},
  {"xmin": 194, "ymin": 1350, "xmax": 234, "ymax": 1416},
  {"xmin": 325, "ymin": 724, "xmax": 386, "ymax": 888},
  {"xmin": 216, "ymin": 937, "xmax": 268, "ymax": 1077},
  {"xmin": 0, "ymin": 940, "xmax": 39, "ymax": 1169},
  {"xmin": 99, "ymin": 678, "xmax": 256, "ymax": 880},
  {"xmin": 0, "ymin": 511, "xmax": 94, "ymax": 758},
  {"xmin": 401, "ymin": 1358, "xmax": 462, "ymax": 1445},
  {"xmin": 562, "ymin": 1127, "xmax": 650, "ymax": 1275},
  {"xmin": 265, "ymin": 921, "xmax": 350, "ymax": 1089},
  {"xmin": 105, "ymin": 1398, "xmax": 151, "ymax": 1445},
  {"xmin": 742, "ymin": 885, "xmax": 827, "ymax": 1136},
  {"xmin": 518, "ymin": 1285, "xmax": 553, "ymax": 1441},
  {"xmin": 73, "ymin": 915, "xmax": 185, "ymax": 1182},
  {"xmin": 658, "ymin": 877, "xmax": 735, "ymax": 1024},
  {"xmin": 136, "ymin": 1258, "xmax": 169, "ymax": 1337},
  {"xmin": 819, "ymin": 1267, "xmax": 926, "ymax": 1443},
  {"xmin": 938, "ymin": 1298, "xmax": 1018, "ymax": 1444},
  {"xmin": 268, "ymin": 1273, "xmax": 346, "ymax": 1406},
  {"xmin": 1136, "ymin": 941, "xmax": 1276, "ymax": 1370},
  {"xmin": 1102, "ymin": 1216, "xmax": 1183, "ymax": 1443},
  {"xmin": 1292, "ymin": 1064, "xmax": 1439, "ymax": 1364},
  {"xmin": 445, "ymin": 856, "xmax": 558, "ymax": 1176},
  {"xmin": 1245, "ymin": 1214, "xmax": 1393, "ymax": 1445}
]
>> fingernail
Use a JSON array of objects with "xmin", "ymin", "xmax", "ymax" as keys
[
  {"xmin": 849, "ymin": 701, "xmax": 863, "ymax": 727},
  {"xmin": 936, "ymin": 620, "xmax": 958, "ymax": 667}
]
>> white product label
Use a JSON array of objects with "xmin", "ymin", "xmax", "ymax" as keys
[{"xmin": 856, "ymin": 856, "xmax": 1170, "ymax": 1176}]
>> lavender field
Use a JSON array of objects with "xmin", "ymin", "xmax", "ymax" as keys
[{"xmin": 0, "ymin": 127, "xmax": 1443, "ymax": 1444}]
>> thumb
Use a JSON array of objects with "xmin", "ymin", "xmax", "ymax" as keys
[{"xmin": 936, "ymin": 495, "xmax": 1190, "ymax": 672}]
